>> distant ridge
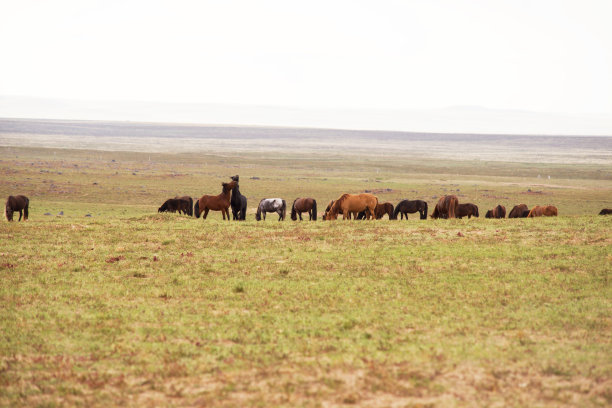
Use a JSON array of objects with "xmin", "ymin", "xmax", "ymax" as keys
[{"xmin": 1, "ymin": 95, "xmax": 611, "ymax": 136}]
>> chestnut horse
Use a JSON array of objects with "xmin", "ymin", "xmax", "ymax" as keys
[
  {"xmin": 527, "ymin": 205, "xmax": 558, "ymax": 217},
  {"xmin": 291, "ymin": 197, "xmax": 317, "ymax": 221},
  {"xmin": 456, "ymin": 203, "xmax": 479, "ymax": 219},
  {"xmin": 393, "ymin": 199, "xmax": 428, "ymax": 220},
  {"xmin": 485, "ymin": 205, "xmax": 506, "ymax": 219},
  {"xmin": 5, "ymin": 195, "xmax": 29, "ymax": 221},
  {"xmin": 508, "ymin": 204, "xmax": 529, "ymax": 218},
  {"xmin": 194, "ymin": 181, "xmax": 237, "ymax": 220},
  {"xmin": 430, "ymin": 195, "xmax": 459, "ymax": 219},
  {"xmin": 326, "ymin": 193, "xmax": 377, "ymax": 220},
  {"xmin": 357, "ymin": 202, "xmax": 394, "ymax": 220}
]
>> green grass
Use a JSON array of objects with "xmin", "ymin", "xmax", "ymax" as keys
[{"xmin": 0, "ymin": 146, "xmax": 611, "ymax": 407}]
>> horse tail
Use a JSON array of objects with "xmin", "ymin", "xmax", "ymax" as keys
[
  {"xmin": 291, "ymin": 199, "xmax": 297, "ymax": 220},
  {"xmin": 312, "ymin": 199, "xmax": 317, "ymax": 221},
  {"xmin": 23, "ymin": 197, "xmax": 29, "ymax": 220},
  {"xmin": 256, "ymin": 201, "xmax": 262, "ymax": 221},
  {"xmin": 194, "ymin": 200, "xmax": 201, "ymax": 218},
  {"xmin": 241, "ymin": 197, "xmax": 247, "ymax": 220},
  {"xmin": 188, "ymin": 197, "xmax": 193, "ymax": 216},
  {"xmin": 422, "ymin": 201, "xmax": 428, "ymax": 220},
  {"xmin": 281, "ymin": 200, "xmax": 287, "ymax": 221}
]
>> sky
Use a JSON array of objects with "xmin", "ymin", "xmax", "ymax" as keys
[{"xmin": 1, "ymin": 0, "xmax": 612, "ymax": 133}]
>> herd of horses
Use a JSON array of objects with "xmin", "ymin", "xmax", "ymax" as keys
[{"xmin": 4, "ymin": 181, "xmax": 611, "ymax": 222}]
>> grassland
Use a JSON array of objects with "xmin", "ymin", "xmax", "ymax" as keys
[{"xmin": 1, "ymin": 122, "xmax": 611, "ymax": 407}]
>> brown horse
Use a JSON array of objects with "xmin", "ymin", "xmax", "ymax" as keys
[
  {"xmin": 358, "ymin": 202, "xmax": 394, "ymax": 220},
  {"xmin": 430, "ymin": 195, "xmax": 459, "ymax": 219},
  {"xmin": 194, "ymin": 181, "xmax": 237, "ymax": 220},
  {"xmin": 508, "ymin": 204, "xmax": 529, "ymax": 218},
  {"xmin": 599, "ymin": 208, "xmax": 612, "ymax": 215},
  {"xmin": 456, "ymin": 203, "xmax": 479, "ymax": 219},
  {"xmin": 485, "ymin": 205, "xmax": 506, "ymax": 219},
  {"xmin": 326, "ymin": 193, "xmax": 378, "ymax": 220},
  {"xmin": 527, "ymin": 205, "xmax": 558, "ymax": 217},
  {"xmin": 291, "ymin": 197, "xmax": 317, "ymax": 221},
  {"xmin": 323, "ymin": 200, "xmax": 348, "ymax": 220},
  {"xmin": 5, "ymin": 195, "xmax": 29, "ymax": 221}
]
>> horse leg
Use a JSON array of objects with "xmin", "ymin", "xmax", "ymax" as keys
[
  {"xmin": 299, "ymin": 211, "xmax": 303, "ymax": 221},
  {"xmin": 18, "ymin": 210, "xmax": 23, "ymax": 221},
  {"xmin": 203, "ymin": 208, "xmax": 209, "ymax": 219}
]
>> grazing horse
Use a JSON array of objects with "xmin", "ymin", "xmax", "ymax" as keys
[
  {"xmin": 230, "ymin": 175, "xmax": 247, "ymax": 221},
  {"xmin": 256, "ymin": 198, "xmax": 286, "ymax": 221},
  {"xmin": 326, "ymin": 193, "xmax": 377, "ymax": 220},
  {"xmin": 357, "ymin": 202, "xmax": 394, "ymax": 220},
  {"xmin": 5, "ymin": 195, "xmax": 29, "ymax": 221},
  {"xmin": 393, "ymin": 199, "xmax": 428, "ymax": 220},
  {"xmin": 159, "ymin": 197, "xmax": 192, "ymax": 215},
  {"xmin": 194, "ymin": 181, "xmax": 237, "ymax": 220},
  {"xmin": 599, "ymin": 208, "xmax": 612, "ymax": 215},
  {"xmin": 508, "ymin": 204, "xmax": 529, "ymax": 218},
  {"xmin": 323, "ymin": 200, "xmax": 347, "ymax": 220},
  {"xmin": 485, "ymin": 205, "xmax": 506, "ymax": 219},
  {"xmin": 430, "ymin": 195, "xmax": 459, "ymax": 219},
  {"xmin": 527, "ymin": 205, "xmax": 558, "ymax": 217},
  {"xmin": 291, "ymin": 197, "xmax": 317, "ymax": 221},
  {"xmin": 176, "ymin": 196, "xmax": 193, "ymax": 216},
  {"xmin": 456, "ymin": 203, "xmax": 479, "ymax": 219}
]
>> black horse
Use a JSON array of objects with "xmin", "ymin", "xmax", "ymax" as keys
[
  {"xmin": 230, "ymin": 175, "xmax": 247, "ymax": 220},
  {"xmin": 5, "ymin": 195, "xmax": 29, "ymax": 221},
  {"xmin": 393, "ymin": 199, "xmax": 428, "ymax": 220}
]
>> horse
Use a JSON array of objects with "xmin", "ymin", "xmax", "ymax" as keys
[
  {"xmin": 175, "ymin": 196, "xmax": 193, "ymax": 216},
  {"xmin": 508, "ymin": 204, "xmax": 529, "ymax": 218},
  {"xmin": 291, "ymin": 198, "xmax": 317, "ymax": 221},
  {"xmin": 323, "ymin": 200, "xmax": 347, "ymax": 220},
  {"xmin": 230, "ymin": 175, "xmax": 247, "ymax": 221},
  {"xmin": 325, "ymin": 193, "xmax": 377, "ymax": 220},
  {"xmin": 430, "ymin": 195, "xmax": 459, "ymax": 219},
  {"xmin": 527, "ymin": 205, "xmax": 558, "ymax": 217},
  {"xmin": 599, "ymin": 208, "xmax": 612, "ymax": 215},
  {"xmin": 357, "ymin": 202, "xmax": 394, "ymax": 220},
  {"xmin": 485, "ymin": 205, "xmax": 506, "ymax": 219},
  {"xmin": 5, "ymin": 195, "xmax": 29, "ymax": 221},
  {"xmin": 456, "ymin": 203, "xmax": 479, "ymax": 219},
  {"xmin": 256, "ymin": 198, "xmax": 286, "ymax": 221},
  {"xmin": 393, "ymin": 199, "xmax": 428, "ymax": 220},
  {"xmin": 194, "ymin": 180, "xmax": 237, "ymax": 220}
]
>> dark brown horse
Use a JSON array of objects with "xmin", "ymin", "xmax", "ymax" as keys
[
  {"xmin": 194, "ymin": 181, "xmax": 237, "ymax": 220},
  {"xmin": 357, "ymin": 202, "xmax": 394, "ymax": 220},
  {"xmin": 456, "ymin": 203, "xmax": 479, "ymax": 219},
  {"xmin": 508, "ymin": 204, "xmax": 530, "ymax": 218},
  {"xmin": 485, "ymin": 205, "xmax": 506, "ymax": 219},
  {"xmin": 393, "ymin": 199, "xmax": 428, "ymax": 220},
  {"xmin": 527, "ymin": 205, "xmax": 558, "ymax": 217},
  {"xmin": 325, "ymin": 193, "xmax": 378, "ymax": 220},
  {"xmin": 158, "ymin": 197, "xmax": 192, "ymax": 216},
  {"xmin": 599, "ymin": 208, "xmax": 612, "ymax": 215},
  {"xmin": 430, "ymin": 195, "xmax": 459, "ymax": 219},
  {"xmin": 291, "ymin": 197, "xmax": 317, "ymax": 221},
  {"xmin": 5, "ymin": 195, "xmax": 29, "ymax": 221}
]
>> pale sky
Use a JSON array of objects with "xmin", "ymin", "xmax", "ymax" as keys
[{"xmin": 1, "ymin": 0, "xmax": 612, "ymax": 131}]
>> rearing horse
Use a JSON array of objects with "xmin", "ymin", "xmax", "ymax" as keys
[{"xmin": 194, "ymin": 181, "xmax": 237, "ymax": 220}]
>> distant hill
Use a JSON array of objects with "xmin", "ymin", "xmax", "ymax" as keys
[{"xmin": 1, "ymin": 95, "xmax": 611, "ymax": 136}]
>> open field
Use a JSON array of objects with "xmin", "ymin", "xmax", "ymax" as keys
[{"xmin": 1, "ymin": 120, "xmax": 611, "ymax": 407}]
